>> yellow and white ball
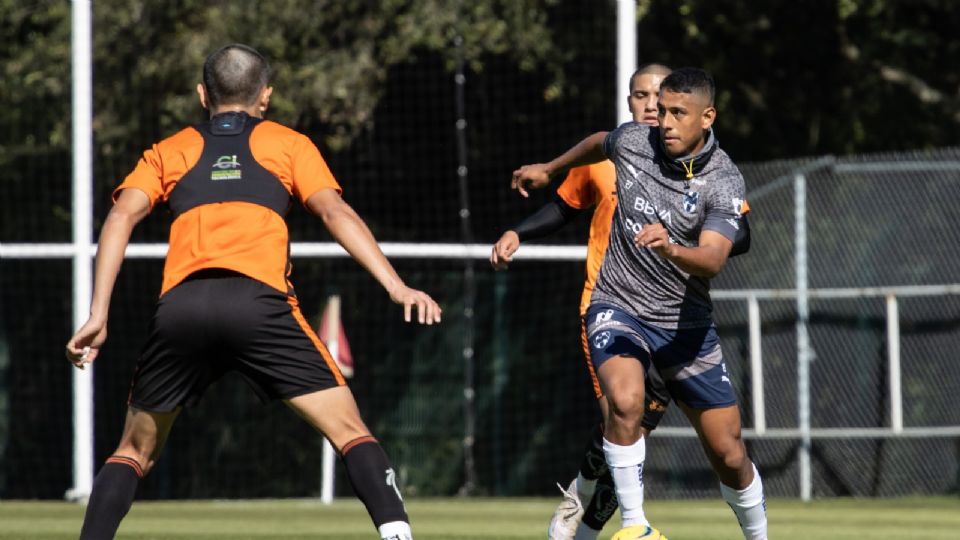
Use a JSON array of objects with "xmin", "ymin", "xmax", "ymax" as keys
[{"xmin": 610, "ymin": 524, "xmax": 667, "ymax": 540}]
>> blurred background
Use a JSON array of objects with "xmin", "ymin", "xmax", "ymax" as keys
[{"xmin": 2, "ymin": 0, "xmax": 959, "ymax": 503}]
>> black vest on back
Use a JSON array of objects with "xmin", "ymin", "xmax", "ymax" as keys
[{"xmin": 168, "ymin": 112, "xmax": 291, "ymax": 218}]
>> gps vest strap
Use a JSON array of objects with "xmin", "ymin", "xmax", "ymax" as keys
[{"xmin": 168, "ymin": 112, "xmax": 291, "ymax": 218}]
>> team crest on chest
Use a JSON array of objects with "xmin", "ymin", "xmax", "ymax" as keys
[{"xmin": 683, "ymin": 191, "xmax": 699, "ymax": 213}]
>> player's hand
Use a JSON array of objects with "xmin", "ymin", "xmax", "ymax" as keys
[
  {"xmin": 511, "ymin": 163, "xmax": 551, "ymax": 198},
  {"xmin": 65, "ymin": 317, "xmax": 107, "ymax": 370},
  {"xmin": 388, "ymin": 284, "xmax": 442, "ymax": 325},
  {"xmin": 634, "ymin": 223, "xmax": 674, "ymax": 258},
  {"xmin": 490, "ymin": 231, "xmax": 520, "ymax": 271}
]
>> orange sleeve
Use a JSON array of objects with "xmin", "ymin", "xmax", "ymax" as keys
[
  {"xmin": 290, "ymin": 134, "xmax": 342, "ymax": 204},
  {"xmin": 112, "ymin": 145, "xmax": 165, "ymax": 207},
  {"xmin": 555, "ymin": 165, "xmax": 597, "ymax": 210},
  {"xmin": 111, "ymin": 127, "xmax": 203, "ymax": 208}
]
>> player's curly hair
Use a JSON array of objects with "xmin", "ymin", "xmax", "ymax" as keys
[{"xmin": 202, "ymin": 43, "xmax": 271, "ymax": 108}]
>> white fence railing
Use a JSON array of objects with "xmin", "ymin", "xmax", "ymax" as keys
[{"xmin": 3, "ymin": 239, "xmax": 959, "ymax": 500}]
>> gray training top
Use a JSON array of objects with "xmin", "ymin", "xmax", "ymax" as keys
[{"xmin": 590, "ymin": 122, "xmax": 746, "ymax": 329}]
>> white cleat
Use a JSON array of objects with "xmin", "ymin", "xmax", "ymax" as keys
[{"xmin": 548, "ymin": 479, "xmax": 585, "ymax": 540}]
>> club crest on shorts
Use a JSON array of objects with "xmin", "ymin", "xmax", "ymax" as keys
[
  {"xmin": 683, "ymin": 191, "xmax": 699, "ymax": 213},
  {"xmin": 593, "ymin": 331, "xmax": 611, "ymax": 349}
]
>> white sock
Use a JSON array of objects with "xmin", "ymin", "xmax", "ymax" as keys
[
  {"xmin": 719, "ymin": 463, "xmax": 768, "ymax": 540},
  {"xmin": 602, "ymin": 436, "xmax": 648, "ymax": 527},
  {"xmin": 576, "ymin": 472, "xmax": 597, "ymax": 500},
  {"xmin": 378, "ymin": 520, "xmax": 412, "ymax": 540}
]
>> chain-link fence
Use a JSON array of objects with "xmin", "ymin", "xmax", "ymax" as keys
[
  {"xmin": 3, "ymin": 149, "xmax": 959, "ymax": 499},
  {"xmin": 2, "ymin": 1, "xmax": 959, "ymax": 501},
  {"xmin": 644, "ymin": 149, "xmax": 960, "ymax": 499}
]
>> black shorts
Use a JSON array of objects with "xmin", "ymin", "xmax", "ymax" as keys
[
  {"xmin": 640, "ymin": 361, "xmax": 670, "ymax": 432},
  {"xmin": 128, "ymin": 270, "xmax": 345, "ymax": 412},
  {"xmin": 580, "ymin": 317, "xmax": 671, "ymax": 431}
]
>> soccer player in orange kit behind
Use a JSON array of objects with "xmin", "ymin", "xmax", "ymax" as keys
[
  {"xmin": 65, "ymin": 43, "xmax": 439, "ymax": 540},
  {"xmin": 492, "ymin": 64, "xmax": 672, "ymax": 540}
]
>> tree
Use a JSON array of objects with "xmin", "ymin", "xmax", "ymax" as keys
[{"xmin": 635, "ymin": 0, "xmax": 960, "ymax": 160}]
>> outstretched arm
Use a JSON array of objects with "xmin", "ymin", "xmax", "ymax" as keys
[
  {"xmin": 65, "ymin": 188, "xmax": 152, "ymax": 368},
  {"xmin": 306, "ymin": 188, "xmax": 441, "ymax": 324},
  {"xmin": 490, "ymin": 197, "xmax": 583, "ymax": 270},
  {"xmin": 511, "ymin": 132, "xmax": 608, "ymax": 197}
]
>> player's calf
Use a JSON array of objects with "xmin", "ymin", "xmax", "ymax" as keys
[
  {"xmin": 341, "ymin": 436, "xmax": 412, "ymax": 540},
  {"xmin": 720, "ymin": 463, "xmax": 768, "ymax": 540},
  {"xmin": 78, "ymin": 456, "xmax": 144, "ymax": 540},
  {"xmin": 579, "ymin": 472, "xmax": 618, "ymax": 538}
]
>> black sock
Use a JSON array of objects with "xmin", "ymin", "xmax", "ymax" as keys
[
  {"xmin": 579, "ymin": 422, "xmax": 608, "ymax": 480},
  {"xmin": 79, "ymin": 457, "xmax": 143, "ymax": 540},
  {"xmin": 582, "ymin": 471, "xmax": 619, "ymax": 531},
  {"xmin": 341, "ymin": 437, "xmax": 409, "ymax": 528}
]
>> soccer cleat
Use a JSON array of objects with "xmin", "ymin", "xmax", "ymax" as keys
[
  {"xmin": 547, "ymin": 480, "xmax": 585, "ymax": 540},
  {"xmin": 610, "ymin": 525, "xmax": 667, "ymax": 540}
]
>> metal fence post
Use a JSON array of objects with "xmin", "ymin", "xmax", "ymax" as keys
[
  {"xmin": 795, "ymin": 172, "xmax": 812, "ymax": 501},
  {"xmin": 67, "ymin": 0, "xmax": 95, "ymax": 503},
  {"xmin": 748, "ymin": 295, "xmax": 765, "ymax": 434},
  {"xmin": 886, "ymin": 294, "xmax": 903, "ymax": 433}
]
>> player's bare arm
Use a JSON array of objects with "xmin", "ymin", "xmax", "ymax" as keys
[
  {"xmin": 66, "ymin": 188, "xmax": 152, "ymax": 368},
  {"xmin": 512, "ymin": 131, "xmax": 608, "ymax": 197},
  {"xmin": 490, "ymin": 230, "xmax": 520, "ymax": 271},
  {"xmin": 306, "ymin": 187, "xmax": 442, "ymax": 325},
  {"xmin": 634, "ymin": 225, "xmax": 732, "ymax": 278}
]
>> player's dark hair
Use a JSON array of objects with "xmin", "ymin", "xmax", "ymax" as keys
[
  {"xmin": 660, "ymin": 67, "xmax": 715, "ymax": 105},
  {"xmin": 202, "ymin": 43, "xmax": 271, "ymax": 108},
  {"xmin": 629, "ymin": 63, "xmax": 672, "ymax": 90}
]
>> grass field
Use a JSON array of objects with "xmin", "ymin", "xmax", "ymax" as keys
[{"xmin": 1, "ymin": 497, "xmax": 958, "ymax": 539}]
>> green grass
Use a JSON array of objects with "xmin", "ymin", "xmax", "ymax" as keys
[{"xmin": 0, "ymin": 497, "xmax": 958, "ymax": 539}]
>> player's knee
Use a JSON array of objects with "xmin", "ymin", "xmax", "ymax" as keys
[
  {"xmin": 711, "ymin": 439, "xmax": 748, "ymax": 474},
  {"xmin": 605, "ymin": 389, "xmax": 645, "ymax": 421}
]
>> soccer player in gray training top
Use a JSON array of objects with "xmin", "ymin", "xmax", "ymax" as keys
[
  {"xmin": 512, "ymin": 67, "xmax": 768, "ymax": 540},
  {"xmin": 494, "ymin": 64, "xmax": 675, "ymax": 540}
]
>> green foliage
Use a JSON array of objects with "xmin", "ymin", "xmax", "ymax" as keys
[
  {"xmin": 636, "ymin": 0, "xmax": 960, "ymax": 160},
  {"xmin": 0, "ymin": 0, "xmax": 71, "ymax": 161},
  {"xmin": 2, "ymin": 0, "xmax": 562, "ymax": 157},
  {"xmin": 4, "ymin": 0, "xmax": 958, "ymax": 165}
]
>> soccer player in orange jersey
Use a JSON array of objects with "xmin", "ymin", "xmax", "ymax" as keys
[
  {"xmin": 65, "ymin": 44, "xmax": 439, "ymax": 540},
  {"xmin": 492, "ymin": 64, "xmax": 671, "ymax": 540}
]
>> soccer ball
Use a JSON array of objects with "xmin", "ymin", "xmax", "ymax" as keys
[{"xmin": 610, "ymin": 525, "xmax": 666, "ymax": 540}]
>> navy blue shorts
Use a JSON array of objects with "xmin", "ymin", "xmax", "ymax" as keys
[
  {"xmin": 585, "ymin": 303, "xmax": 736, "ymax": 409},
  {"xmin": 128, "ymin": 270, "xmax": 345, "ymax": 412}
]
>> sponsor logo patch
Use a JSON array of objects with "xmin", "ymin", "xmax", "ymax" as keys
[
  {"xmin": 211, "ymin": 154, "xmax": 241, "ymax": 181},
  {"xmin": 732, "ymin": 197, "xmax": 745, "ymax": 215}
]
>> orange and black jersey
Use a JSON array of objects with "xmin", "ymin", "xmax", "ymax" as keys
[{"xmin": 114, "ymin": 111, "xmax": 341, "ymax": 296}]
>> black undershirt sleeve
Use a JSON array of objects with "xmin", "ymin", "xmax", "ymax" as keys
[
  {"xmin": 511, "ymin": 196, "xmax": 583, "ymax": 242},
  {"xmin": 730, "ymin": 212, "xmax": 751, "ymax": 257}
]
